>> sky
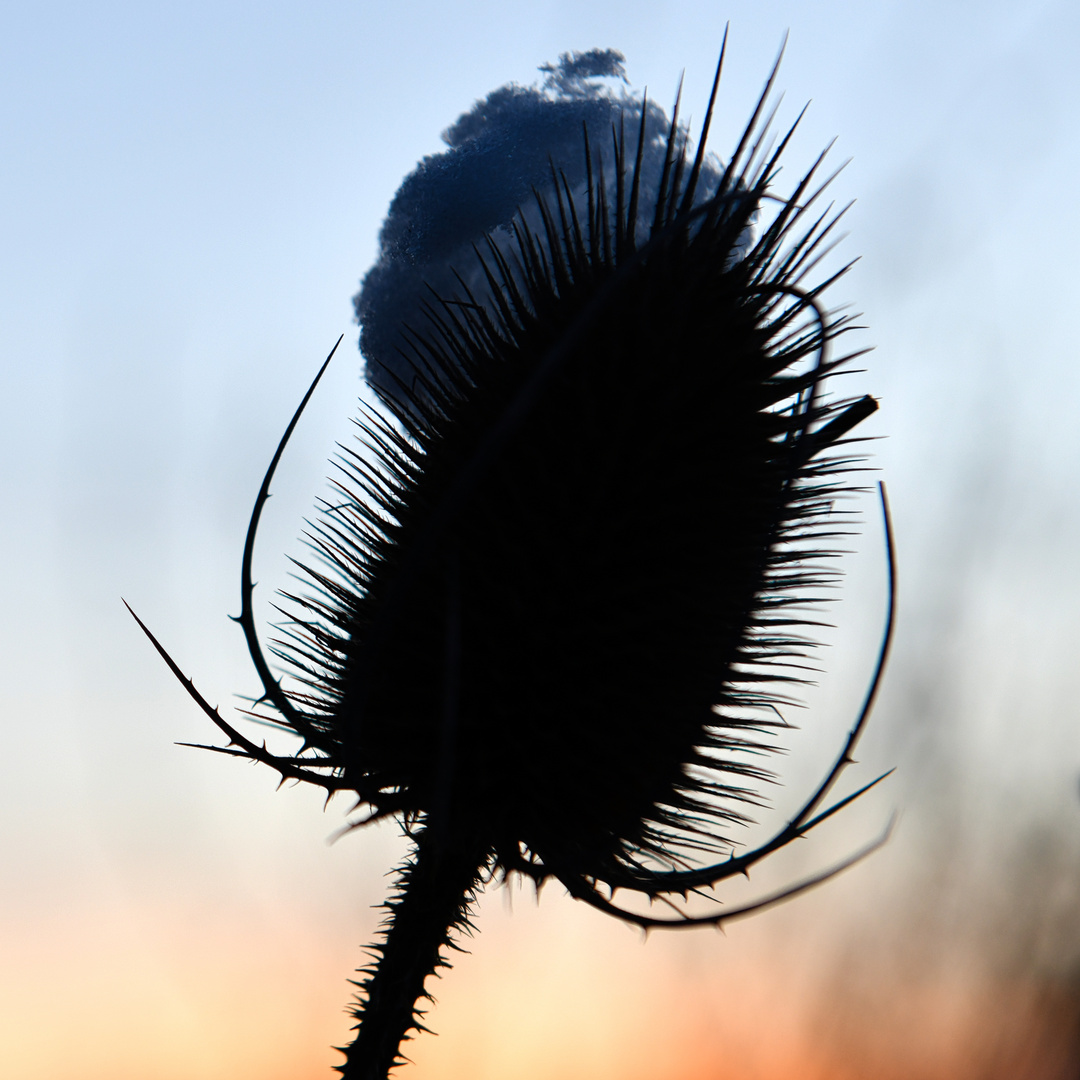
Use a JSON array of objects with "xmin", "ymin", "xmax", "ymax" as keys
[{"xmin": 2, "ymin": 1, "xmax": 1080, "ymax": 1077}]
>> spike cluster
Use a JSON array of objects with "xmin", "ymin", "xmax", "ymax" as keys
[{"xmin": 131, "ymin": 42, "xmax": 893, "ymax": 1080}]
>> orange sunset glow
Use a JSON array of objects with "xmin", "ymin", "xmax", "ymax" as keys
[
  {"xmin": 4, "ymin": 2, "xmax": 1080, "ymax": 1078},
  {"xmin": 5, "ymin": 792, "xmax": 1079, "ymax": 1079}
]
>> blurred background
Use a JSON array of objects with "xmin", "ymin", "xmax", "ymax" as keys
[{"xmin": 2, "ymin": 2, "xmax": 1079, "ymax": 1077}]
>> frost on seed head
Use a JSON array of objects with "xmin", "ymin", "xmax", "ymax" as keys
[{"xmin": 354, "ymin": 49, "xmax": 753, "ymax": 410}]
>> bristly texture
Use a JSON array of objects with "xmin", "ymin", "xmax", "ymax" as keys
[
  {"xmin": 130, "ymin": 42, "xmax": 893, "ymax": 1080},
  {"xmin": 353, "ymin": 47, "xmax": 752, "ymax": 408}
]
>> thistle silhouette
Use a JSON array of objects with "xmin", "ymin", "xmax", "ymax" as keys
[{"xmin": 129, "ymin": 37, "xmax": 894, "ymax": 1080}]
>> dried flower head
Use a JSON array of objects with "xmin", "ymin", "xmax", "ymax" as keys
[{"xmin": 131, "ymin": 37, "xmax": 893, "ymax": 1080}]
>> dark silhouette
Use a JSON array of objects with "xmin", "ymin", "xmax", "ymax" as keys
[{"xmin": 129, "ymin": 36, "xmax": 892, "ymax": 1080}]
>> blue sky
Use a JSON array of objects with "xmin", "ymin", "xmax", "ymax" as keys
[{"xmin": 2, "ymin": 2, "xmax": 1079, "ymax": 1076}]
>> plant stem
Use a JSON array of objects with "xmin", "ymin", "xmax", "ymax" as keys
[{"xmin": 339, "ymin": 824, "xmax": 488, "ymax": 1080}]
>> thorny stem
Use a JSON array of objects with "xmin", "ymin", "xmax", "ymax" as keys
[{"xmin": 339, "ymin": 826, "xmax": 490, "ymax": 1080}]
